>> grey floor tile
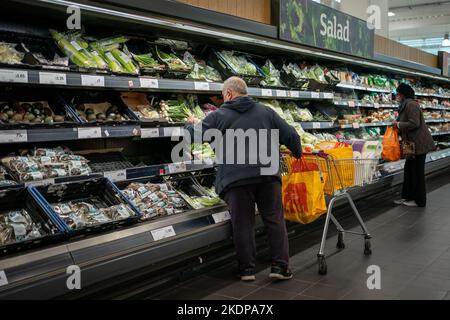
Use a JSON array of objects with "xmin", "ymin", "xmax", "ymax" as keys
[
  {"xmin": 341, "ymin": 287, "xmax": 395, "ymax": 300},
  {"xmin": 290, "ymin": 294, "xmax": 323, "ymax": 300},
  {"xmin": 409, "ymin": 275, "xmax": 450, "ymax": 291},
  {"xmin": 301, "ymin": 283, "xmax": 354, "ymax": 300},
  {"xmin": 214, "ymin": 282, "xmax": 260, "ymax": 300},
  {"xmin": 394, "ymin": 285, "xmax": 447, "ymax": 300},
  {"xmin": 242, "ymin": 287, "xmax": 298, "ymax": 300},
  {"xmin": 159, "ymin": 287, "xmax": 212, "ymax": 300},
  {"xmin": 263, "ymin": 279, "xmax": 314, "ymax": 294},
  {"xmin": 202, "ymin": 294, "xmax": 239, "ymax": 300}
]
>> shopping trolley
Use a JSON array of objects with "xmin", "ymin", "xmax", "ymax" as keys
[{"xmin": 281, "ymin": 151, "xmax": 380, "ymax": 275}]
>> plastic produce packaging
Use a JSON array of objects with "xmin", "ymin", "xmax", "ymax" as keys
[
  {"xmin": 183, "ymin": 51, "xmax": 222, "ymax": 82},
  {"xmin": 260, "ymin": 60, "xmax": 284, "ymax": 87},
  {"xmin": 219, "ymin": 51, "xmax": 258, "ymax": 76},
  {"xmin": 0, "ymin": 209, "xmax": 45, "ymax": 246},
  {"xmin": 0, "ymin": 42, "xmax": 24, "ymax": 64},
  {"xmin": 122, "ymin": 182, "xmax": 189, "ymax": 220}
]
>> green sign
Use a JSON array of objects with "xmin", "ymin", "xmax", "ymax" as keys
[{"xmin": 279, "ymin": 0, "xmax": 374, "ymax": 59}]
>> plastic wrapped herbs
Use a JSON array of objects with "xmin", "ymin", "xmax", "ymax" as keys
[
  {"xmin": 0, "ymin": 42, "xmax": 25, "ymax": 65},
  {"xmin": 122, "ymin": 182, "xmax": 189, "ymax": 221},
  {"xmin": 183, "ymin": 51, "xmax": 222, "ymax": 82},
  {"xmin": 52, "ymin": 201, "xmax": 135, "ymax": 230},
  {"xmin": 260, "ymin": 60, "xmax": 284, "ymax": 87},
  {"xmin": 1, "ymin": 147, "xmax": 91, "ymax": 183},
  {"xmin": 0, "ymin": 209, "xmax": 45, "ymax": 246}
]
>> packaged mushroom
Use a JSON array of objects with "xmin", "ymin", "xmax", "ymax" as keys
[
  {"xmin": 0, "ymin": 209, "xmax": 46, "ymax": 246},
  {"xmin": 52, "ymin": 200, "xmax": 135, "ymax": 231},
  {"xmin": 122, "ymin": 182, "xmax": 189, "ymax": 221},
  {"xmin": 0, "ymin": 101, "xmax": 68, "ymax": 125},
  {"xmin": 75, "ymin": 102, "xmax": 130, "ymax": 123}
]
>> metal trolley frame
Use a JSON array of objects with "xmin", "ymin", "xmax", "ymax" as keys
[{"xmin": 282, "ymin": 151, "xmax": 379, "ymax": 275}]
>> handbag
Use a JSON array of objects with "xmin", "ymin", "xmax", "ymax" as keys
[{"xmin": 401, "ymin": 129, "xmax": 416, "ymax": 160}]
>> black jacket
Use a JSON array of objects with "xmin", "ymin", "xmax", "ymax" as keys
[{"xmin": 186, "ymin": 96, "xmax": 302, "ymax": 196}]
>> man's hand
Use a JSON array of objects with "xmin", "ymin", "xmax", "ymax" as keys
[{"xmin": 187, "ymin": 115, "xmax": 200, "ymax": 124}]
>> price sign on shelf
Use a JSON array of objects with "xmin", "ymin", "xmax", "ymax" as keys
[
  {"xmin": 212, "ymin": 211, "xmax": 231, "ymax": 224},
  {"xmin": 139, "ymin": 78, "xmax": 159, "ymax": 88},
  {"xmin": 311, "ymin": 92, "xmax": 320, "ymax": 99},
  {"xmin": 289, "ymin": 91, "xmax": 300, "ymax": 98},
  {"xmin": 0, "ymin": 130, "xmax": 27, "ymax": 143},
  {"xmin": 352, "ymin": 123, "xmax": 360, "ymax": 129},
  {"xmin": 348, "ymin": 101, "xmax": 356, "ymax": 108},
  {"xmin": 141, "ymin": 127, "xmax": 160, "ymax": 138},
  {"xmin": 104, "ymin": 170, "xmax": 127, "ymax": 182},
  {"xmin": 373, "ymin": 103, "xmax": 380, "ymax": 109},
  {"xmin": 39, "ymin": 72, "xmax": 67, "ymax": 85},
  {"xmin": 312, "ymin": 122, "xmax": 321, "ymax": 129},
  {"xmin": 0, "ymin": 69, "xmax": 28, "ymax": 83},
  {"xmin": 323, "ymin": 92, "xmax": 334, "ymax": 99},
  {"xmin": 276, "ymin": 90, "xmax": 287, "ymax": 97},
  {"xmin": 77, "ymin": 127, "xmax": 101, "ymax": 139},
  {"xmin": 194, "ymin": 81, "xmax": 210, "ymax": 91},
  {"xmin": 163, "ymin": 127, "xmax": 183, "ymax": 137},
  {"xmin": 168, "ymin": 162, "xmax": 187, "ymax": 174},
  {"xmin": 151, "ymin": 226, "xmax": 176, "ymax": 241},
  {"xmin": 261, "ymin": 89, "xmax": 272, "ymax": 97},
  {"xmin": 81, "ymin": 75, "xmax": 105, "ymax": 87}
]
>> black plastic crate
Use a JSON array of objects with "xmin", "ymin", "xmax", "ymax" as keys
[
  {"xmin": 249, "ymin": 58, "xmax": 289, "ymax": 90},
  {"xmin": 0, "ymin": 89, "xmax": 81, "ymax": 128},
  {"xmin": 152, "ymin": 44, "xmax": 191, "ymax": 79},
  {"xmin": 63, "ymin": 91, "xmax": 139, "ymax": 126},
  {"xmin": 0, "ymin": 187, "xmax": 65, "ymax": 256},
  {"xmin": 278, "ymin": 62, "xmax": 309, "ymax": 89},
  {"xmin": 208, "ymin": 49, "xmax": 265, "ymax": 86},
  {"xmin": 33, "ymin": 177, "xmax": 140, "ymax": 237},
  {"xmin": 84, "ymin": 152, "xmax": 133, "ymax": 173},
  {"xmin": 123, "ymin": 38, "xmax": 167, "ymax": 77}
]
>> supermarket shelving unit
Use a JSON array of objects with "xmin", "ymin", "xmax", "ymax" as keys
[{"xmin": 1, "ymin": 0, "xmax": 450, "ymax": 299}]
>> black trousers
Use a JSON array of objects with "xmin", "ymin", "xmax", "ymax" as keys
[
  {"xmin": 224, "ymin": 181, "xmax": 289, "ymax": 272},
  {"xmin": 402, "ymin": 154, "xmax": 427, "ymax": 207}
]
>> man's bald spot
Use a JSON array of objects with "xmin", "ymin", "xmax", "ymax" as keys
[{"xmin": 223, "ymin": 76, "xmax": 248, "ymax": 95}]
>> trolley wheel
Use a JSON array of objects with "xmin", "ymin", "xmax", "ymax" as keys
[
  {"xmin": 317, "ymin": 256, "xmax": 327, "ymax": 275},
  {"xmin": 336, "ymin": 232, "xmax": 345, "ymax": 249},
  {"xmin": 364, "ymin": 239, "xmax": 372, "ymax": 256}
]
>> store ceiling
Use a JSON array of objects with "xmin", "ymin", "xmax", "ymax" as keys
[{"xmin": 388, "ymin": 0, "xmax": 450, "ymax": 41}]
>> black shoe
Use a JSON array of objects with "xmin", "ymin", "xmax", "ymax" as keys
[
  {"xmin": 269, "ymin": 266, "xmax": 293, "ymax": 280},
  {"xmin": 240, "ymin": 268, "xmax": 256, "ymax": 281}
]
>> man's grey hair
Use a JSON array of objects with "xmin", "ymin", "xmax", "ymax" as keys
[{"xmin": 223, "ymin": 76, "xmax": 248, "ymax": 95}]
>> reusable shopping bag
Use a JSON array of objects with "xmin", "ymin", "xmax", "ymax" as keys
[
  {"xmin": 381, "ymin": 127, "xmax": 401, "ymax": 161},
  {"xmin": 282, "ymin": 156, "xmax": 327, "ymax": 224}
]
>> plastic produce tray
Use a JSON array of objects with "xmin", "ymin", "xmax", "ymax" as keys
[
  {"xmin": 32, "ymin": 177, "xmax": 140, "ymax": 236},
  {"xmin": 84, "ymin": 152, "xmax": 134, "ymax": 173},
  {"xmin": 208, "ymin": 49, "xmax": 265, "ymax": 86},
  {"xmin": 0, "ymin": 187, "xmax": 65, "ymax": 256},
  {"xmin": 152, "ymin": 43, "xmax": 191, "ymax": 79},
  {"xmin": 124, "ymin": 38, "xmax": 167, "ymax": 77}
]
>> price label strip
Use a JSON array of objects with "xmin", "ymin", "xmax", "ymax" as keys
[
  {"xmin": 312, "ymin": 122, "xmax": 321, "ymax": 129},
  {"xmin": 311, "ymin": 92, "xmax": 320, "ymax": 99},
  {"xmin": 39, "ymin": 72, "xmax": 67, "ymax": 85},
  {"xmin": 348, "ymin": 101, "xmax": 356, "ymax": 108},
  {"xmin": 212, "ymin": 211, "xmax": 231, "ymax": 224},
  {"xmin": 168, "ymin": 162, "xmax": 187, "ymax": 174},
  {"xmin": 0, "ymin": 130, "xmax": 27, "ymax": 143},
  {"xmin": 352, "ymin": 123, "xmax": 360, "ymax": 129},
  {"xmin": 78, "ymin": 127, "xmax": 101, "ymax": 139},
  {"xmin": 141, "ymin": 127, "xmax": 160, "ymax": 138},
  {"xmin": 289, "ymin": 91, "xmax": 300, "ymax": 98},
  {"xmin": 163, "ymin": 127, "xmax": 183, "ymax": 137},
  {"xmin": 276, "ymin": 90, "xmax": 287, "ymax": 97},
  {"xmin": 104, "ymin": 170, "xmax": 127, "ymax": 182},
  {"xmin": 0, "ymin": 69, "xmax": 28, "ymax": 83},
  {"xmin": 194, "ymin": 82, "xmax": 210, "ymax": 91},
  {"xmin": 81, "ymin": 75, "xmax": 105, "ymax": 87},
  {"xmin": 323, "ymin": 92, "xmax": 334, "ymax": 99},
  {"xmin": 261, "ymin": 89, "xmax": 272, "ymax": 97},
  {"xmin": 140, "ymin": 78, "xmax": 159, "ymax": 88},
  {"xmin": 151, "ymin": 226, "xmax": 176, "ymax": 241}
]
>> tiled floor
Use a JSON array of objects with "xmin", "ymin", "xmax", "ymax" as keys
[{"xmin": 155, "ymin": 171, "xmax": 450, "ymax": 300}]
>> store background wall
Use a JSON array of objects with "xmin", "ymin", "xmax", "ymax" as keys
[{"xmin": 176, "ymin": 0, "xmax": 272, "ymax": 24}]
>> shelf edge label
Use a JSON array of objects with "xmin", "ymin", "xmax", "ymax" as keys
[
  {"xmin": 194, "ymin": 81, "xmax": 210, "ymax": 91},
  {"xmin": 81, "ymin": 75, "xmax": 105, "ymax": 87},
  {"xmin": 77, "ymin": 127, "xmax": 101, "ymax": 139},
  {"xmin": 104, "ymin": 170, "xmax": 127, "ymax": 182},
  {"xmin": 0, "ymin": 69, "xmax": 28, "ymax": 83},
  {"xmin": 261, "ymin": 89, "xmax": 272, "ymax": 96},
  {"xmin": 140, "ymin": 78, "xmax": 159, "ymax": 88},
  {"xmin": 276, "ymin": 90, "xmax": 287, "ymax": 97},
  {"xmin": 141, "ymin": 127, "xmax": 160, "ymax": 138},
  {"xmin": 163, "ymin": 127, "xmax": 183, "ymax": 137},
  {"xmin": 311, "ymin": 92, "xmax": 320, "ymax": 99},
  {"xmin": 312, "ymin": 122, "xmax": 321, "ymax": 129},
  {"xmin": 167, "ymin": 162, "xmax": 187, "ymax": 174},
  {"xmin": 39, "ymin": 72, "xmax": 67, "ymax": 85},
  {"xmin": 289, "ymin": 91, "xmax": 300, "ymax": 98},
  {"xmin": 0, "ymin": 130, "xmax": 28, "ymax": 143},
  {"xmin": 212, "ymin": 211, "xmax": 231, "ymax": 224},
  {"xmin": 151, "ymin": 225, "xmax": 176, "ymax": 241}
]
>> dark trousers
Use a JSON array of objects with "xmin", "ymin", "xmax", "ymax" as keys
[
  {"xmin": 224, "ymin": 181, "xmax": 289, "ymax": 271},
  {"xmin": 402, "ymin": 154, "xmax": 427, "ymax": 207}
]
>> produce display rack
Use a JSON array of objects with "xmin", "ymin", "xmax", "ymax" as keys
[{"xmin": 1, "ymin": 0, "xmax": 450, "ymax": 299}]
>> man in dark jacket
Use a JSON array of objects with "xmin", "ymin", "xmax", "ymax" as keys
[
  {"xmin": 186, "ymin": 76, "xmax": 301, "ymax": 281},
  {"xmin": 392, "ymin": 83, "xmax": 435, "ymax": 207}
]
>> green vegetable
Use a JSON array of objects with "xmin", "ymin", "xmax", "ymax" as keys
[
  {"xmin": 219, "ymin": 51, "xmax": 257, "ymax": 76},
  {"xmin": 260, "ymin": 60, "xmax": 284, "ymax": 87},
  {"xmin": 90, "ymin": 36, "xmax": 129, "ymax": 50},
  {"xmin": 50, "ymin": 29, "xmax": 96, "ymax": 68},
  {"xmin": 103, "ymin": 51, "xmax": 125, "ymax": 73},
  {"xmin": 111, "ymin": 49, "xmax": 139, "ymax": 74},
  {"xmin": 156, "ymin": 47, "xmax": 190, "ymax": 71}
]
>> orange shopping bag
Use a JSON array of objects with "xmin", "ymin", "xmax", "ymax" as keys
[
  {"xmin": 282, "ymin": 157, "xmax": 327, "ymax": 224},
  {"xmin": 382, "ymin": 127, "xmax": 401, "ymax": 161}
]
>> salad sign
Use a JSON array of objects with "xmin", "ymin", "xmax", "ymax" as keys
[{"xmin": 279, "ymin": 0, "xmax": 374, "ymax": 59}]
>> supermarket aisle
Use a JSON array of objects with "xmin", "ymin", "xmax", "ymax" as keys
[{"xmin": 155, "ymin": 171, "xmax": 450, "ymax": 300}]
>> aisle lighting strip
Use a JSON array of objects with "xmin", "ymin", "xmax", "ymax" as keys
[{"xmin": 39, "ymin": 0, "xmax": 450, "ymax": 84}]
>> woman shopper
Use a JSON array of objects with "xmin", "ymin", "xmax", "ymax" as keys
[{"xmin": 392, "ymin": 83, "xmax": 435, "ymax": 207}]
